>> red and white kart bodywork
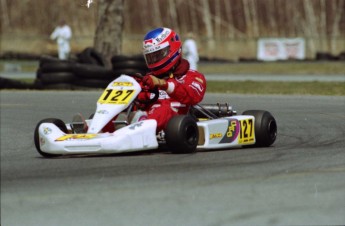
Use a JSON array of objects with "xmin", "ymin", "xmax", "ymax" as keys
[{"xmin": 34, "ymin": 75, "xmax": 277, "ymax": 157}]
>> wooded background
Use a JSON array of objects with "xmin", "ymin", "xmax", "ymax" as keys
[{"xmin": 1, "ymin": 0, "xmax": 344, "ymax": 60}]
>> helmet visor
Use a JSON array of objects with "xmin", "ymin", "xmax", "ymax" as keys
[{"xmin": 144, "ymin": 46, "xmax": 170, "ymax": 65}]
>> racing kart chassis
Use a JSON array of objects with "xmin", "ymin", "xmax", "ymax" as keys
[{"xmin": 34, "ymin": 75, "xmax": 277, "ymax": 157}]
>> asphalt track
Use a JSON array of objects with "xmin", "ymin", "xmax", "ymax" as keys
[{"xmin": 1, "ymin": 90, "xmax": 345, "ymax": 226}]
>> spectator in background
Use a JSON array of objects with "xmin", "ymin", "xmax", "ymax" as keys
[
  {"xmin": 182, "ymin": 32, "xmax": 199, "ymax": 70},
  {"xmin": 50, "ymin": 20, "xmax": 72, "ymax": 60}
]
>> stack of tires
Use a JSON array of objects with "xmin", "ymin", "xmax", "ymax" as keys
[
  {"xmin": 35, "ymin": 48, "xmax": 148, "ymax": 90},
  {"xmin": 315, "ymin": 51, "xmax": 345, "ymax": 61},
  {"xmin": 111, "ymin": 54, "xmax": 148, "ymax": 77},
  {"xmin": 35, "ymin": 56, "xmax": 76, "ymax": 90},
  {"xmin": 73, "ymin": 48, "xmax": 115, "ymax": 89}
]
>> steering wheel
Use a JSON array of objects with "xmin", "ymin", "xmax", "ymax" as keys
[{"xmin": 130, "ymin": 73, "xmax": 159, "ymax": 105}]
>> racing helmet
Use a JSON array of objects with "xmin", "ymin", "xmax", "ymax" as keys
[{"xmin": 143, "ymin": 27, "xmax": 182, "ymax": 76}]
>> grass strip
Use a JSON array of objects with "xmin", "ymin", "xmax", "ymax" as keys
[
  {"xmin": 199, "ymin": 62, "xmax": 345, "ymax": 75},
  {"xmin": 1, "ymin": 61, "xmax": 345, "ymax": 75},
  {"xmin": 206, "ymin": 81, "xmax": 345, "ymax": 96}
]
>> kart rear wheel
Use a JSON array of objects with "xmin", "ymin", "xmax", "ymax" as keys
[
  {"xmin": 34, "ymin": 118, "xmax": 68, "ymax": 157},
  {"xmin": 242, "ymin": 110, "xmax": 277, "ymax": 147},
  {"xmin": 165, "ymin": 115, "xmax": 199, "ymax": 154}
]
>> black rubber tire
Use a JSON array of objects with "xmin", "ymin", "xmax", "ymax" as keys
[
  {"xmin": 0, "ymin": 77, "xmax": 33, "ymax": 89},
  {"xmin": 242, "ymin": 110, "xmax": 277, "ymax": 147},
  {"xmin": 111, "ymin": 55, "xmax": 132, "ymax": 64},
  {"xmin": 34, "ymin": 118, "xmax": 68, "ymax": 157},
  {"xmin": 316, "ymin": 52, "xmax": 333, "ymax": 61},
  {"xmin": 0, "ymin": 77, "xmax": 10, "ymax": 89},
  {"xmin": 73, "ymin": 63, "xmax": 116, "ymax": 80},
  {"xmin": 73, "ymin": 78, "xmax": 111, "ymax": 88},
  {"xmin": 40, "ymin": 62, "xmax": 75, "ymax": 73},
  {"xmin": 39, "ymin": 72, "xmax": 76, "ymax": 84},
  {"xmin": 39, "ymin": 55, "xmax": 63, "ymax": 66},
  {"xmin": 111, "ymin": 54, "xmax": 145, "ymax": 64},
  {"xmin": 78, "ymin": 47, "xmax": 106, "ymax": 66},
  {"xmin": 42, "ymin": 83, "xmax": 73, "ymax": 90},
  {"xmin": 33, "ymin": 79, "xmax": 44, "ymax": 89},
  {"xmin": 165, "ymin": 115, "xmax": 199, "ymax": 153},
  {"xmin": 112, "ymin": 60, "xmax": 147, "ymax": 70},
  {"xmin": 338, "ymin": 52, "xmax": 345, "ymax": 61},
  {"xmin": 36, "ymin": 68, "xmax": 42, "ymax": 79},
  {"xmin": 112, "ymin": 68, "xmax": 148, "ymax": 77},
  {"xmin": 39, "ymin": 55, "xmax": 76, "ymax": 67}
]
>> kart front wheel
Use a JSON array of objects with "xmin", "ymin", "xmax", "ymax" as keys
[
  {"xmin": 242, "ymin": 110, "xmax": 277, "ymax": 147},
  {"xmin": 165, "ymin": 115, "xmax": 199, "ymax": 154},
  {"xmin": 34, "ymin": 118, "xmax": 68, "ymax": 157}
]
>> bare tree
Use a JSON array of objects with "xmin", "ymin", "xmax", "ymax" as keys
[
  {"xmin": 224, "ymin": 0, "xmax": 235, "ymax": 39},
  {"xmin": 201, "ymin": 0, "xmax": 215, "ymax": 53},
  {"xmin": 189, "ymin": 1, "xmax": 198, "ymax": 33},
  {"xmin": 214, "ymin": 0, "xmax": 222, "ymax": 39},
  {"xmin": 320, "ymin": 0, "xmax": 327, "ymax": 51},
  {"xmin": 0, "ymin": 0, "xmax": 10, "ymax": 28},
  {"xmin": 303, "ymin": 0, "xmax": 317, "ymax": 55},
  {"xmin": 94, "ymin": 0, "xmax": 125, "ymax": 68},
  {"xmin": 168, "ymin": 0, "xmax": 179, "ymax": 30},
  {"xmin": 331, "ymin": 0, "xmax": 344, "ymax": 53},
  {"xmin": 151, "ymin": 0, "xmax": 162, "ymax": 27}
]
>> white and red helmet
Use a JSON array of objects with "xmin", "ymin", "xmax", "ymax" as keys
[{"xmin": 143, "ymin": 27, "xmax": 182, "ymax": 76}]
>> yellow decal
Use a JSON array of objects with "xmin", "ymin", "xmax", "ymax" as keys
[
  {"xmin": 239, "ymin": 119, "xmax": 255, "ymax": 144},
  {"xmin": 55, "ymin": 134, "xmax": 97, "ymax": 141},
  {"xmin": 112, "ymin": 82, "xmax": 133, "ymax": 87},
  {"xmin": 195, "ymin": 77, "xmax": 204, "ymax": 84},
  {"xmin": 226, "ymin": 120, "xmax": 237, "ymax": 137},
  {"xmin": 98, "ymin": 89, "xmax": 135, "ymax": 104},
  {"xmin": 209, "ymin": 133, "xmax": 223, "ymax": 139}
]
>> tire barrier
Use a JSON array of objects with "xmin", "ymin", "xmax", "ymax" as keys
[
  {"xmin": 111, "ymin": 54, "xmax": 148, "ymax": 77},
  {"xmin": 73, "ymin": 63, "xmax": 115, "ymax": 80},
  {"xmin": 1, "ymin": 48, "xmax": 149, "ymax": 90},
  {"xmin": 339, "ymin": 51, "xmax": 345, "ymax": 61},
  {"xmin": 30, "ymin": 50, "xmax": 148, "ymax": 90},
  {"xmin": 77, "ymin": 47, "xmax": 106, "ymax": 66},
  {"xmin": 38, "ymin": 55, "xmax": 76, "ymax": 67},
  {"xmin": 0, "ymin": 77, "xmax": 34, "ymax": 89},
  {"xmin": 315, "ymin": 51, "xmax": 345, "ymax": 61},
  {"xmin": 34, "ymin": 56, "xmax": 78, "ymax": 90},
  {"xmin": 39, "ymin": 72, "xmax": 76, "ymax": 85}
]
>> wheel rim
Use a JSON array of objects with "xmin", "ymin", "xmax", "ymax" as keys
[
  {"xmin": 267, "ymin": 119, "xmax": 277, "ymax": 141},
  {"xmin": 185, "ymin": 124, "xmax": 198, "ymax": 146}
]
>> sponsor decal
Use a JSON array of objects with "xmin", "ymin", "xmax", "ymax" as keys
[
  {"xmin": 155, "ymin": 29, "xmax": 170, "ymax": 43},
  {"xmin": 129, "ymin": 121, "xmax": 144, "ymax": 130},
  {"xmin": 144, "ymin": 42, "xmax": 169, "ymax": 53},
  {"xmin": 55, "ymin": 134, "xmax": 97, "ymax": 141},
  {"xmin": 158, "ymin": 90, "xmax": 169, "ymax": 99},
  {"xmin": 210, "ymin": 133, "xmax": 223, "ymax": 139},
  {"xmin": 191, "ymin": 81, "xmax": 204, "ymax": 93},
  {"xmin": 219, "ymin": 119, "xmax": 240, "ymax": 143},
  {"xmin": 97, "ymin": 110, "xmax": 109, "ymax": 114},
  {"xmin": 112, "ymin": 82, "xmax": 133, "ymax": 87},
  {"xmin": 43, "ymin": 127, "xmax": 52, "ymax": 135},
  {"xmin": 144, "ymin": 39, "xmax": 153, "ymax": 45},
  {"xmin": 195, "ymin": 77, "xmax": 204, "ymax": 84},
  {"xmin": 40, "ymin": 137, "xmax": 45, "ymax": 146}
]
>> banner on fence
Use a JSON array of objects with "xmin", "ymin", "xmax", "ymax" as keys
[{"xmin": 257, "ymin": 38, "xmax": 305, "ymax": 61}]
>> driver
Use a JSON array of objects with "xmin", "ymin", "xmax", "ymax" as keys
[{"xmin": 139, "ymin": 27, "xmax": 207, "ymax": 132}]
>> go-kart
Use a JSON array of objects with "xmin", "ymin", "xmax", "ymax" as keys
[{"xmin": 34, "ymin": 74, "xmax": 277, "ymax": 157}]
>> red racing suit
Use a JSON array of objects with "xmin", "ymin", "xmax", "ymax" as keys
[{"xmin": 142, "ymin": 59, "xmax": 207, "ymax": 132}]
